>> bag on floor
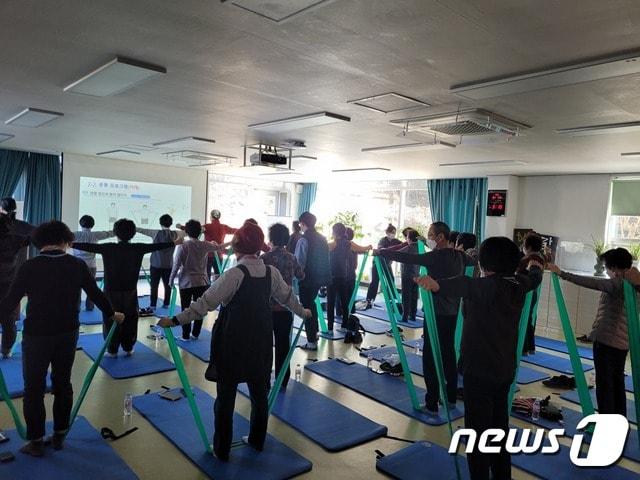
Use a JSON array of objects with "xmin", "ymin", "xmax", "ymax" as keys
[
  {"xmin": 540, "ymin": 396, "xmax": 563, "ymax": 421},
  {"xmin": 343, "ymin": 314, "xmax": 365, "ymax": 344},
  {"xmin": 379, "ymin": 354, "xmax": 403, "ymax": 375}
]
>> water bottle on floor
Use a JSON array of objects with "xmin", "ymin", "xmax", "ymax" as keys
[
  {"xmin": 531, "ymin": 398, "xmax": 540, "ymax": 421},
  {"xmin": 124, "ymin": 393, "xmax": 133, "ymax": 416},
  {"xmin": 294, "ymin": 364, "xmax": 302, "ymax": 382},
  {"xmin": 367, "ymin": 354, "xmax": 373, "ymax": 370},
  {"xmin": 414, "ymin": 344, "xmax": 421, "ymax": 356}
]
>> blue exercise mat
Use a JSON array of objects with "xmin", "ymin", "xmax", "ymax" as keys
[
  {"xmin": 535, "ymin": 336, "xmax": 594, "ymax": 360},
  {"xmin": 79, "ymin": 307, "xmax": 104, "ymax": 325},
  {"xmin": 173, "ymin": 328, "xmax": 212, "ymax": 362},
  {"xmin": 305, "ymin": 359, "xmax": 464, "ymax": 426},
  {"xmin": 336, "ymin": 315, "xmax": 389, "ymax": 334},
  {"xmin": 0, "ymin": 347, "xmax": 51, "ymax": 398},
  {"xmin": 238, "ymin": 380, "xmax": 387, "ymax": 451},
  {"xmin": 360, "ymin": 307, "xmax": 423, "ymax": 329},
  {"xmin": 78, "ymin": 333, "xmax": 175, "ymax": 379},
  {"xmin": 138, "ymin": 296, "xmax": 182, "ymax": 315},
  {"xmin": 376, "ymin": 442, "xmax": 469, "ymax": 480},
  {"xmin": 626, "ymin": 375, "xmax": 634, "ymax": 393},
  {"xmin": 512, "ymin": 406, "xmax": 640, "ymax": 462},
  {"xmin": 292, "ymin": 317, "xmax": 345, "ymax": 340},
  {"xmin": 521, "ymin": 350, "xmax": 593, "ymax": 374},
  {"xmin": 560, "ymin": 389, "xmax": 637, "ymax": 424},
  {"xmin": 360, "ymin": 346, "xmax": 543, "ymax": 385},
  {"xmin": 0, "ymin": 416, "xmax": 137, "ymax": 480},
  {"xmin": 133, "ymin": 387, "xmax": 312, "ymax": 479}
]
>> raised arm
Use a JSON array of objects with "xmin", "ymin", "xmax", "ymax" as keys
[
  {"xmin": 72, "ymin": 242, "xmax": 107, "ymax": 253},
  {"xmin": 93, "ymin": 231, "xmax": 114, "ymax": 242},
  {"xmin": 350, "ymin": 241, "xmax": 372, "ymax": 254},
  {"xmin": 134, "ymin": 241, "xmax": 177, "ymax": 254},
  {"xmin": 136, "ymin": 228, "xmax": 157, "ymax": 238},
  {"xmin": 378, "ymin": 249, "xmax": 433, "ymax": 267},
  {"xmin": 548, "ymin": 264, "xmax": 617, "ymax": 293}
]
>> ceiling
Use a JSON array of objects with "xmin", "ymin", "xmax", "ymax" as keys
[{"xmin": 1, "ymin": 0, "xmax": 640, "ymax": 182}]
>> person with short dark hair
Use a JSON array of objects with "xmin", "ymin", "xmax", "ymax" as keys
[
  {"xmin": 456, "ymin": 232, "xmax": 477, "ymax": 252},
  {"xmin": 287, "ymin": 221, "xmax": 302, "ymax": 254},
  {"xmin": 72, "ymin": 215, "xmax": 113, "ymax": 311},
  {"xmin": 398, "ymin": 230, "xmax": 420, "ymax": 322},
  {"xmin": 261, "ymin": 223, "xmax": 304, "ymax": 389},
  {"xmin": 415, "ymin": 236, "xmax": 543, "ymax": 480},
  {"xmin": 548, "ymin": 247, "xmax": 634, "ymax": 417},
  {"xmin": 169, "ymin": 220, "xmax": 223, "ymax": 340},
  {"xmin": 137, "ymin": 214, "xmax": 183, "ymax": 310},
  {"xmin": 448, "ymin": 231, "xmax": 460, "ymax": 249},
  {"xmin": 0, "ymin": 220, "xmax": 124, "ymax": 457},
  {"xmin": 72, "ymin": 218, "xmax": 181, "ymax": 356},
  {"xmin": 295, "ymin": 212, "xmax": 331, "ymax": 350},
  {"xmin": 0, "ymin": 196, "xmax": 35, "ymax": 266},
  {"xmin": 517, "ymin": 232, "xmax": 546, "ymax": 355},
  {"xmin": 365, "ymin": 223, "xmax": 402, "ymax": 309},
  {"xmin": 0, "ymin": 214, "xmax": 31, "ymax": 357}
]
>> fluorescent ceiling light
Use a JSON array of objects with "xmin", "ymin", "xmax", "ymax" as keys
[
  {"xmin": 121, "ymin": 144, "xmax": 158, "ymax": 151},
  {"xmin": 64, "ymin": 57, "xmax": 166, "ymax": 96},
  {"xmin": 259, "ymin": 171, "xmax": 302, "ymax": 176},
  {"xmin": 165, "ymin": 150, "xmax": 236, "ymax": 162},
  {"xmin": 348, "ymin": 92, "xmax": 430, "ymax": 113},
  {"xmin": 291, "ymin": 155, "xmax": 317, "ymax": 160},
  {"xmin": 621, "ymin": 152, "xmax": 640, "ymax": 158},
  {"xmin": 451, "ymin": 50, "xmax": 640, "ymax": 100},
  {"xmin": 439, "ymin": 160, "xmax": 527, "ymax": 167},
  {"xmin": 0, "ymin": 133, "xmax": 14, "ymax": 143},
  {"xmin": 332, "ymin": 167, "xmax": 391, "ymax": 173},
  {"xmin": 5, "ymin": 108, "xmax": 64, "ymax": 127},
  {"xmin": 96, "ymin": 149, "xmax": 141, "ymax": 157},
  {"xmin": 248, "ymin": 111, "xmax": 350, "ymax": 133},
  {"xmin": 362, "ymin": 140, "xmax": 456, "ymax": 154},
  {"xmin": 152, "ymin": 136, "xmax": 216, "ymax": 148},
  {"xmin": 555, "ymin": 121, "xmax": 640, "ymax": 136}
]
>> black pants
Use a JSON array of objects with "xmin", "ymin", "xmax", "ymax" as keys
[
  {"xmin": 214, "ymin": 379, "xmax": 269, "ymax": 460},
  {"xmin": 22, "ymin": 330, "xmax": 79, "ymax": 440},
  {"xmin": 401, "ymin": 275, "xmax": 418, "ymax": 321},
  {"xmin": 464, "ymin": 375, "xmax": 512, "ymax": 480},
  {"xmin": 366, "ymin": 260, "xmax": 395, "ymax": 302},
  {"xmin": 179, "ymin": 286, "xmax": 208, "ymax": 339},
  {"xmin": 273, "ymin": 310, "xmax": 293, "ymax": 389},
  {"xmin": 103, "ymin": 290, "xmax": 138, "ymax": 354},
  {"xmin": 593, "ymin": 341, "xmax": 628, "ymax": 416},
  {"xmin": 326, "ymin": 277, "xmax": 351, "ymax": 330},
  {"xmin": 299, "ymin": 282, "xmax": 320, "ymax": 342},
  {"xmin": 150, "ymin": 266, "xmax": 172, "ymax": 307},
  {"xmin": 423, "ymin": 314, "xmax": 458, "ymax": 409},
  {"xmin": 85, "ymin": 266, "xmax": 98, "ymax": 310},
  {"xmin": 0, "ymin": 289, "xmax": 19, "ymax": 354},
  {"xmin": 206, "ymin": 255, "xmax": 221, "ymax": 282}
]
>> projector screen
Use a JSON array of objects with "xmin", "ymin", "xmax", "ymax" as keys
[{"xmin": 78, "ymin": 176, "xmax": 192, "ymax": 233}]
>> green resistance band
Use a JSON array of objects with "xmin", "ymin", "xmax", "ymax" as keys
[
  {"xmin": 373, "ymin": 256, "xmax": 420, "ymax": 410},
  {"xmin": 622, "ymin": 280, "xmax": 640, "ymax": 453},
  {"xmin": 507, "ymin": 291, "xmax": 533, "ymax": 412},
  {"xmin": 551, "ymin": 273, "xmax": 594, "ymax": 417},
  {"xmin": 454, "ymin": 266, "xmax": 475, "ymax": 362},
  {"xmin": 530, "ymin": 283, "xmax": 542, "ymax": 330},
  {"xmin": 9, "ymin": 331, "xmax": 22, "ymax": 357},
  {"xmin": 141, "ymin": 266, "xmax": 152, "ymax": 286},
  {"xmin": 69, "ymin": 320, "xmax": 118, "ymax": 427},
  {"xmin": 0, "ymin": 365, "xmax": 27, "ymax": 440},
  {"xmin": 416, "ymin": 240, "xmax": 461, "ymax": 480},
  {"xmin": 162, "ymin": 287, "xmax": 212, "ymax": 453},
  {"xmin": 221, "ymin": 248, "xmax": 233, "ymax": 273},
  {"xmin": 382, "ymin": 258, "xmax": 402, "ymax": 304},
  {"xmin": 348, "ymin": 251, "xmax": 370, "ymax": 313},
  {"xmin": 376, "ymin": 255, "xmax": 403, "ymax": 323},
  {"xmin": 314, "ymin": 296, "xmax": 328, "ymax": 333},
  {"xmin": 99, "ymin": 278, "xmax": 105, "ymax": 290},
  {"xmin": 267, "ymin": 317, "xmax": 306, "ymax": 413},
  {"xmin": 213, "ymin": 252, "xmax": 223, "ymax": 276}
]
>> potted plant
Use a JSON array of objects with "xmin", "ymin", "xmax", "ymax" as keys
[
  {"xmin": 629, "ymin": 244, "xmax": 640, "ymax": 268},
  {"xmin": 590, "ymin": 236, "xmax": 606, "ymax": 276}
]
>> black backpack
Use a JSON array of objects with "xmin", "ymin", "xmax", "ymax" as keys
[{"xmin": 343, "ymin": 314, "xmax": 365, "ymax": 344}]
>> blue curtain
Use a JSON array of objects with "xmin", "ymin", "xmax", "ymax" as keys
[
  {"xmin": 297, "ymin": 183, "xmax": 317, "ymax": 217},
  {"xmin": 427, "ymin": 178, "xmax": 488, "ymax": 240},
  {"xmin": 0, "ymin": 149, "xmax": 29, "ymax": 198},
  {"xmin": 24, "ymin": 153, "xmax": 61, "ymax": 225}
]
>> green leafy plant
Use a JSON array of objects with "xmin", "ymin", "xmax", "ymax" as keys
[
  {"xmin": 628, "ymin": 243, "xmax": 640, "ymax": 261},
  {"xmin": 321, "ymin": 211, "xmax": 364, "ymax": 239},
  {"xmin": 590, "ymin": 236, "xmax": 606, "ymax": 257}
]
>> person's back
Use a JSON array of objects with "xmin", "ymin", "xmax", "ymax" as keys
[
  {"xmin": 330, "ymin": 237, "xmax": 351, "ymax": 280},
  {"xmin": 149, "ymin": 228, "xmax": 178, "ymax": 268},
  {"xmin": 302, "ymin": 228, "xmax": 330, "ymax": 285},
  {"xmin": 0, "ymin": 232, "xmax": 29, "ymax": 287}
]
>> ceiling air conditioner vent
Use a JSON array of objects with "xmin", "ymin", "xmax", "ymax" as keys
[{"xmin": 391, "ymin": 109, "xmax": 530, "ymax": 137}]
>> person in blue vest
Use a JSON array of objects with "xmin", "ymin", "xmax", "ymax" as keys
[{"xmin": 158, "ymin": 222, "xmax": 311, "ymax": 461}]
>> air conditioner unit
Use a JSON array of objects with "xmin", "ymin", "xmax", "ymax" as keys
[
  {"xmin": 391, "ymin": 108, "xmax": 530, "ymax": 137},
  {"xmin": 250, "ymin": 152, "xmax": 288, "ymax": 167}
]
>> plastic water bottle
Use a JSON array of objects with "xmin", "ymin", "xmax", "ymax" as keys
[
  {"xmin": 367, "ymin": 354, "xmax": 373, "ymax": 370},
  {"xmin": 123, "ymin": 393, "xmax": 133, "ymax": 416},
  {"xmin": 294, "ymin": 364, "xmax": 302, "ymax": 382},
  {"xmin": 588, "ymin": 372, "xmax": 596, "ymax": 388},
  {"xmin": 415, "ymin": 344, "xmax": 422, "ymax": 356},
  {"xmin": 531, "ymin": 398, "xmax": 540, "ymax": 421}
]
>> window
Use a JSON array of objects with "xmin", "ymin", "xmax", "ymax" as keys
[{"xmin": 606, "ymin": 178, "xmax": 640, "ymax": 246}]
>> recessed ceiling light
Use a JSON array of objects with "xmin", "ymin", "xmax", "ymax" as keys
[
  {"xmin": 152, "ymin": 136, "xmax": 216, "ymax": 148},
  {"xmin": 64, "ymin": 56, "xmax": 166, "ymax": 97},
  {"xmin": 451, "ymin": 50, "xmax": 640, "ymax": 100},
  {"xmin": 621, "ymin": 152, "xmax": 640, "ymax": 158},
  {"xmin": 348, "ymin": 92, "xmax": 430, "ymax": 113},
  {"xmin": 0, "ymin": 133, "xmax": 14, "ymax": 143},
  {"xmin": 439, "ymin": 160, "xmax": 527, "ymax": 167},
  {"xmin": 248, "ymin": 111, "xmax": 350, "ymax": 133},
  {"xmin": 96, "ymin": 149, "xmax": 141, "ymax": 157},
  {"xmin": 362, "ymin": 140, "xmax": 456, "ymax": 154},
  {"xmin": 331, "ymin": 167, "xmax": 391, "ymax": 173},
  {"xmin": 5, "ymin": 108, "xmax": 64, "ymax": 127},
  {"xmin": 556, "ymin": 121, "xmax": 640, "ymax": 136}
]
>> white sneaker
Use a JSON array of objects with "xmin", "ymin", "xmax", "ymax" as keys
[
  {"xmin": 104, "ymin": 352, "xmax": 117, "ymax": 358},
  {"xmin": 125, "ymin": 349, "xmax": 134, "ymax": 357},
  {"xmin": 301, "ymin": 342, "xmax": 318, "ymax": 351}
]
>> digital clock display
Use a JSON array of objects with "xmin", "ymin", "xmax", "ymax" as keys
[{"xmin": 487, "ymin": 190, "xmax": 507, "ymax": 216}]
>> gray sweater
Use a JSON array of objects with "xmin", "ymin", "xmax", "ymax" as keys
[{"xmin": 559, "ymin": 272, "xmax": 630, "ymax": 350}]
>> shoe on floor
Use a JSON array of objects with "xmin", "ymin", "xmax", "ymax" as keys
[
  {"xmin": 20, "ymin": 440, "xmax": 45, "ymax": 457},
  {"xmin": 421, "ymin": 404, "xmax": 439, "ymax": 416},
  {"xmin": 125, "ymin": 349, "xmax": 134, "ymax": 356},
  {"xmin": 191, "ymin": 335, "xmax": 199, "ymax": 340},
  {"xmin": 542, "ymin": 374, "xmax": 576, "ymax": 389},
  {"xmin": 47, "ymin": 432, "xmax": 66, "ymax": 450},
  {"xmin": 241, "ymin": 435, "xmax": 264, "ymax": 451},
  {"xmin": 104, "ymin": 352, "xmax": 117, "ymax": 358},
  {"xmin": 301, "ymin": 342, "xmax": 317, "ymax": 351}
]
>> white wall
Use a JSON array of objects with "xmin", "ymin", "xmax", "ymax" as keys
[{"xmin": 62, "ymin": 153, "xmax": 208, "ymax": 228}]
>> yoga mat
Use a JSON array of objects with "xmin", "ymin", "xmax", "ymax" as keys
[
  {"xmin": 627, "ymin": 375, "xmax": 635, "ymax": 393},
  {"xmin": 78, "ymin": 333, "xmax": 175, "ymax": 379},
  {"xmin": 291, "ymin": 317, "xmax": 345, "ymax": 340},
  {"xmin": 306, "ymin": 359, "xmax": 464, "ymax": 426},
  {"xmin": 173, "ymin": 328, "xmax": 212, "ymax": 362},
  {"xmin": 138, "ymin": 296, "xmax": 182, "ymax": 315},
  {"xmin": 360, "ymin": 307, "xmax": 423, "ymax": 329},
  {"xmin": 513, "ymin": 406, "xmax": 640, "ymax": 462},
  {"xmin": 238, "ymin": 381, "xmax": 387, "ymax": 451},
  {"xmin": 560, "ymin": 389, "xmax": 637, "ymax": 424},
  {"xmin": 133, "ymin": 387, "xmax": 312, "ymax": 479},
  {"xmin": 535, "ymin": 336, "xmax": 594, "ymax": 360},
  {"xmin": 0, "ymin": 347, "xmax": 51, "ymax": 398},
  {"xmin": 360, "ymin": 346, "xmax": 541, "ymax": 386},
  {"xmin": 336, "ymin": 315, "xmax": 389, "ymax": 334},
  {"xmin": 376, "ymin": 442, "xmax": 469, "ymax": 480},
  {"xmin": 520, "ymin": 350, "xmax": 593, "ymax": 374},
  {"xmin": 0, "ymin": 416, "xmax": 137, "ymax": 480},
  {"xmin": 79, "ymin": 307, "xmax": 104, "ymax": 325}
]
